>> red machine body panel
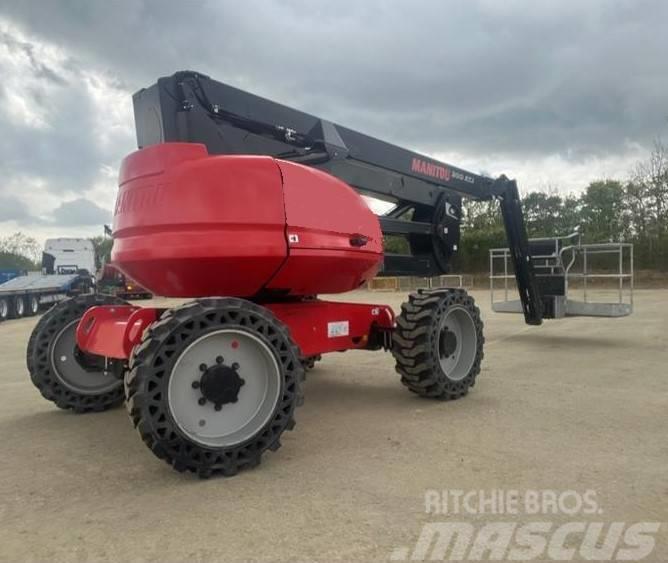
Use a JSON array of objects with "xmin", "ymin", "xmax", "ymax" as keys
[
  {"xmin": 267, "ymin": 300, "xmax": 394, "ymax": 357},
  {"xmin": 112, "ymin": 143, "xmax": 383, "ymax": 298},
  {"xmin": 113, "ymin": 144, "xmax": 288, "ymax": 297},
  {"xmin": 76, "ymin": 305, "xmax": 159, "ymax": 359},
  {"xmin": 277, "ymin": 160, "xmax": 382, "ymax": 254},
  {"xmin": 266, "ymin": 161, "xmax": 382, "ymax": 295}
]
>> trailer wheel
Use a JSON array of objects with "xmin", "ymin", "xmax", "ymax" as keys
[
  {"xmin": 126, "ymin": 298, "xmax": 304, "ymax": 477},
  {"xmin": 27, "ymin": 295, "xmax": 40, "ymax": 316},
  {"xmin": 26, "ymin": 294, "xmax": 129, "ymax": 412},
  {"xmin": 10, "ymin": 295, "xmax": 26, "ymax": 319},
  {"xmin": 392, "ymin": 289, "xmax": 484, "ymax": 400},
  {"xmin": 0, "ymin": 298, "xmax": 8, "ymax": 322}
]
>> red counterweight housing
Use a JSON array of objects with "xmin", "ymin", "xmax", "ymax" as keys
[{"xmin": 112, "ymin": 143, "xmax": 383, "ymax": 298}]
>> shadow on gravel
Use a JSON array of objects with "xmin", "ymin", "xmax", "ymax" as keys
[
  {"xmin": 302, "ymin": 366, "xmax": 493, "ymax": 411},
  {"xmin": 0, "ymin": 408, "xmax": 220, "ymax": 487},
  {"xmin": 2, "ymin": 405, "xmax": 129, "ymax": 435},
  {"xmin": 3, "ymin": 366, "xmax": 487, "ymax": 485},
  {"xmin": 505, "ymin": 332, "xmax": 633, "ymax": 349}
]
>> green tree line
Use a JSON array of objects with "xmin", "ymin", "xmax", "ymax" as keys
[
  {"xmin": 2, "ymin": 142, "xmax": 667, "ymax": 275},
  {"xmin": 0, "ymin": 233, "xmax": 113, "ymax": 272},
  {"xmin": 0, "ymin": 232, "xmax": 41, "ymax": 270},
  {"xmin": 387, "ymin": 141, "xmax": 668, "ymax": 273}
]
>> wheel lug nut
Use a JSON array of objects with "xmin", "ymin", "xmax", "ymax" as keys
[
  {"xmin": 199, "ymin": 363, "xmax": 207, "ymax": 372},
  {"xmin": 232, "ymin": 362, "xmax": 240, "ymax": 370},
  {"xmin": 239, "ymin": 378, "xmax": 245, "ymax": 386},
  {"xmin": 198, "ymin": 397, "xmax": 206, "ymax": 406},
  {"xmin": 214, "ymin": 404, "xmax": 222, "ymax": 411},
  {"xmin": 216, "ymin": 356, "xmax": 224, "ymax": 364},
  {"xmin": 192, "ymin": 381, "xmax": 200, "ymax": 389}
]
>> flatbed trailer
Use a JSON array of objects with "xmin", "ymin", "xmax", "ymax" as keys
[{"xmin": 0, "ymin": 273, "xmax": 93, "ymax": 321}]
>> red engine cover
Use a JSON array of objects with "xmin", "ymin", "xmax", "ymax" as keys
[{"xmin": 112, "ymin": 143, "xmax": 382, "ymax": 298}]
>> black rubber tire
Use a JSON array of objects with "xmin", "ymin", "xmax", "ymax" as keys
[
  {"xmin": 125, "ymin": 298, "xmax": 305, "ymax": 478},
  {"xmin": 27, "ymin": 295, "xmax": 40, "ymax": 316},
  {"xmin": 392, "ymin": 289, "xmax": 484, "ymax": 400},
  {"xmin": 9, "ymin": 295, "xmax": 26, "ymax": 319},
  {"xmin": 26, "ymin": 294, "xmax": 129, "ymax": 412},
  {"xmin": 0, "ymin": 297, "xmax": 8, "ymax": 322}
]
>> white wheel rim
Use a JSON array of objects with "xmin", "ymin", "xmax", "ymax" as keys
[
  {"xmin": 168, "ymin": 329, "xmax": 282, "ymax": 448},
  {"xmin": 50, "ymin": 320, "xmax": 121, "ymax": 394},
  {"xmin": 437, "ymin": 306, "xmax": 477, "ymax": 381}
]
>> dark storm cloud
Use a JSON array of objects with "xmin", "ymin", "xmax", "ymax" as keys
[
  {"xmin": 0, "ymin": 0, "xmax": 667, "ymax": 224},
  {"xmin": 0, "ymin": 94, "xmax": 108, "ymax": 195},
  {"xmin": 0, "ymin": 25, "xmax": 133, "ymax": 204},
  {"xmin": 51, "ymin": 198, "xmax": 111, "ymax": 226},
  {"xmin": 0, "ymin": 194, "xmax": 33, "ymax": 222},
  {"xmin": 0, "ymin": 29, "xmax": 68, "ymax": 85},
  {"xmin": 0, "ymin": 192, "xmax": 109, "ymax": 227}
]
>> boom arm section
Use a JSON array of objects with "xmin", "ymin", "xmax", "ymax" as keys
[{"xmin": 132, "ymin": 70, "xmax": 542, "ymax": 325}]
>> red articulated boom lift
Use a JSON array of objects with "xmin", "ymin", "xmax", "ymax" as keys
[{"xmin": 27, "ymin": 71, "xmax": 544, "ymax": 477}]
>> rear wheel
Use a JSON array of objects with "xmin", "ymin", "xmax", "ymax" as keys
[
  {"xmin": 26, "ymin": 294, "xmax": 129, "ymax": 412},
  {"xmin": 392, "ymin": 289, "xmax": 484, "ymax": 400},
  {"xmin": 126, "ymin": 298, "xmax": 304, "ymax": 477}
]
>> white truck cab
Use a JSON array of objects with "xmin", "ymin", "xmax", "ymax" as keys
[{"xmin": 43, "ymin": 238, "xmax": 96, "ymax": 275}]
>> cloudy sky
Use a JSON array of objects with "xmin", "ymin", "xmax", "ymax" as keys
[{"xmin": 1, "ymin": 0, "xmax": 667, "ymax": 243}]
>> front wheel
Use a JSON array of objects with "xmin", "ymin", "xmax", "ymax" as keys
[
  {"xmin": 126, "ymin": 298, "xmax": 304, "ymax": 477},
  {"xmin": 392, "ymin": 289, "xmax": 484, "ymax": 400}
]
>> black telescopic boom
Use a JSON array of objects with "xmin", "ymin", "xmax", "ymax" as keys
[{"xmin": 491, "ymin": 177, "xmax": 543, "ymax": 325}]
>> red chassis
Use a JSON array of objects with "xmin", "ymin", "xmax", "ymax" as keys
[{"xmin": 76, "ymin": 300, "xmax": 395, "ymax": 360}]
